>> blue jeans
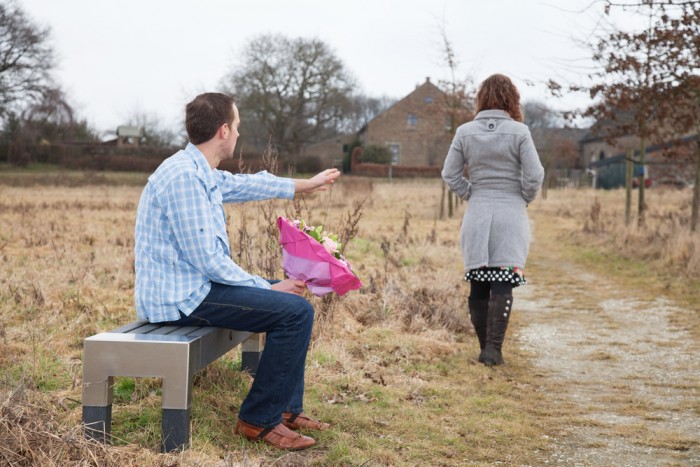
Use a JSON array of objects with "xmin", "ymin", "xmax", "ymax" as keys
[{"xmin": 169, "ymin": 282, "xmax": 314, "ymax": 429}]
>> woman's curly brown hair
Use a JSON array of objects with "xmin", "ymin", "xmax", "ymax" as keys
[{"xmin": 476, "ymin": 74, "xmax": 523, "ymax": 122}]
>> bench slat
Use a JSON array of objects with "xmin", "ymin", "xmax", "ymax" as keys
[
  {"xmin": 149, "ymin": 326, "xmax": 184, "ymax": 335},
  {"xmin": 169, "ymin": 326, "xmax": 203, "ymax": 336},
  {"xmin": 108, "ymin": 320, "xmax": 149, "ymax": 334},
  {"xmin": 188, "ymin": 326, "xmax": 224, "ymax": 337},
  {"xmin": 127, "ymin": 323, "xmax": 162, "ymax": 334}
]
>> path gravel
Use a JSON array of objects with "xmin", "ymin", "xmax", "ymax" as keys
[{"xmin": 517, "ymin": 264, "xmax": 700, "ymax": 466}]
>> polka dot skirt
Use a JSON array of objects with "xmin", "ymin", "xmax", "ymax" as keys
[{"xmin": 464, "ymin": 266, "xmax": 527, "ymax": 287}]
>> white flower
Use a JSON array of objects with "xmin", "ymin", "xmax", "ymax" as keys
[{"xmin": 321, "ymin": 236, "xmax": 338, "ymax": 254}]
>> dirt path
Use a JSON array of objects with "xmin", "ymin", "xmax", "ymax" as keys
[{"xmin": 516, "ymin": 234, "xmax": 700, "ymax": 465}]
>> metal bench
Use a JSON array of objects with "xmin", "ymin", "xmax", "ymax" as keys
[{"xmin": 82, "ymin": 320, "xmax": 264, "ymax": 452}]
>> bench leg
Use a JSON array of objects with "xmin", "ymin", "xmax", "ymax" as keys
[
  {"xmin": 83, "ymin": 405, "xmax": 112, "ymax": 443},
  {"xmin": 82, "ymin": 344, "xmax": 114, "ymax": 444},
  {"xmin": 241, "ymin": 333, "xmax": 264, "ymax": 376},
  {"xmin": 162, "ymin": 408, "xmax": 190, "ymax": 452}
]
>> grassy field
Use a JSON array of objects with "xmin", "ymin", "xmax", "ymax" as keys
[{"xmin": 0, "ymin": 171, "xmax": 697, "ymax": 465}]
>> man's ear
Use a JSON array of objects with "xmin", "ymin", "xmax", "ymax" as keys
[{"xmin": 217, "ymin": 123, "xmax": 228, "ymax": 139}]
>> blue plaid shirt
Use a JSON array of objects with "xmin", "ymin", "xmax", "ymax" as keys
[{"xmin": 134, "ymin": 143, "xmax": 295, "ymax": 323}]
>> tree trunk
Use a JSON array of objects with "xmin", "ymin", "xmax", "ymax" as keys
[
  {"xmin": 637, "ymin": 138, "xmax": 646, "ymax": 227},
  {"xmin": 625, "ymin": 149, "xmax": 633, "ymax": 226},
  {"xmin": 440, "ymin": 182, "xmax": 446, "ymax": 220},
  {"xmin": 542, "ymin": 166, "xmax": 549, "ymax": 200},
  {"xmin": 448, "ymin": 190, "xmax": 454, "ymax": 218},
  {"xmin": 691, "ymin": 137, "xmax": 700, "ymax": 232}
]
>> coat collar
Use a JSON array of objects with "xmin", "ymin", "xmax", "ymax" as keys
[{"xmin": 474, "ymin": 109, "xmax": 513, "ymax": 120}]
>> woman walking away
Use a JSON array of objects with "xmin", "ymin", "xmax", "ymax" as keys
[{"xmin": 441, "ymin": 74, "xmax": 544, "ymax": 366}]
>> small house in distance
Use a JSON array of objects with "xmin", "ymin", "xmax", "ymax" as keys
[
  {"xmin": 115, "ymin": 126, "xmax": 144, "ymax": 147},
  {"xmin": 357, "ymin": 77, "xmax": 452, "ymax": 168}
]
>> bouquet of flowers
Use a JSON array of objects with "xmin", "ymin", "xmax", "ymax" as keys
[{"xmin": 277, "ymin": 216, "xmax": 362, "ymax": 296}]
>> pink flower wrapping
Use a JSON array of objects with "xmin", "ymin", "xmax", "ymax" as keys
[{"xmin": 277, "ymin": 216, "xmax": 362, "ymax": 296}]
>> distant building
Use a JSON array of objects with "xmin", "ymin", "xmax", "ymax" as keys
[
  {"xmin": 115, "ymin": 126, "xmax": 144, "ymax": 147},
  {"xmin": 357, "ymin": 77, "xmax": 453, "ymax": 167},
  {"xmin": 302, "ymin": 134, "xmax": 357, "ymax": 169},
  {"xmin": 581, "ymin": 117, "xmax": 696, "ymax": 189},
  {"xmin": 529, "ymin": 127, "xmax": 588, "ymax": 188}
]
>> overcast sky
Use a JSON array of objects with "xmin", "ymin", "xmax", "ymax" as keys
[{"xmin": 19, "ymin": 0, "xmax": 642, "ymax": 136}]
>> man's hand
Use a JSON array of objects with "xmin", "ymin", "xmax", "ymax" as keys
[
  {"xmin": 294, "ymin": 168, "xmax": 340, "ymax": 194},
  {"xmin": 271, "ymin": 279, "xmax": 307, "ymax": 295}
]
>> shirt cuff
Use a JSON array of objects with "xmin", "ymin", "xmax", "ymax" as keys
[
  {"xmin": 252, "ymin": 275, "xmax": 273, "ymax": 289},
  {"xmin": 277, "ymin": 177, "xmax": 296, "ymax": 199}
]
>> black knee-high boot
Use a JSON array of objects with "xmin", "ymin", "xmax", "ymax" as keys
[
  {"xmin": 479, "ymin": 294, "xmax": 513, "ymax": 366},
  {"xmin": 468, "ymin": 298, "xmax": 489, "ymax": 351}
]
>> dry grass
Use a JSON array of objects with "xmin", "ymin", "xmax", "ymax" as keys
[
  {"xmin": 531, "ymin": 186, "xmax": 700, "ymax": 338},
  {"xmin": 0, "ymin": 171, "xmax": 697, "ymax": 465}
]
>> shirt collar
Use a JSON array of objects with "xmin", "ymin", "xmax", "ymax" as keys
[
  {"xmin": 184, "ymin": 142, "xmax": 217, "ymax": 189},
  {"xmin": 474, "ymin": 109, "xmax": 513, "ymax": 120}
]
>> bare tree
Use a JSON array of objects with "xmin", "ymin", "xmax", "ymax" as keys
[
  {"xmin": 1, "ymin": 86, "xmax": 97, "ymax": 147},
  {"xmin": 20, "ymin": 87, "xmax": 97, "ymax": 143},
  {"xmin": 523, "ymin": 100, "xmax": 561, "ymax": 129},
  {"xmin": 435, "ymin": 24, "xmax": 475, "ymax": 135},
  {"xmin": 0, "ymin": 0, "xmax": 55, "ymax": 120},
  {"xmin": 592, "ymin": 0, "xmax": 700, "ymax": 230},
  {"xmin": 435, "ymin": 23, "xmax": 476, "ymax": 219},
  {"xmin": 550, "ymin": 0, "xmax": 700, "ymax": 224},
  {"xmin": 341, "ymin": 94, "xmax": 396, "ymax": 133},
  {"xmin": 124, "ymin": 110, "xmax": 179, "ymax": 147},
  {"xmin": 644, "ymin": 1, "xmax": 700, "ymax": 230},
  {"xmin": 222, "ymin": 34, "xmax": 356, "ymax": 163}
]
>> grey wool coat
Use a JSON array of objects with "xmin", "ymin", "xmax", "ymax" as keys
[{"xmin": 441, "ymin": 109, "xmax": 545, "ymax": 271}]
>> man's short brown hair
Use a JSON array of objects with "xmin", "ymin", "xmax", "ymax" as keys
[{"xmin": 185, "ymin": 93, "xmax": 236, "ymax": 145}]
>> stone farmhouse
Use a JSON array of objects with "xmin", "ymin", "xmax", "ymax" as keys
[
  {"xmin": 303, "ymin": 78, "xmax": 455, "ymax": 174},
  {"xmin": 356, "ymin": 77, "xmax": 453, "ymax": 168}
]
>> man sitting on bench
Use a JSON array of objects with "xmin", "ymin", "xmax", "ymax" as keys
[{"xmin": 134, "ymin": 92, "xmax": 338, "ymax": 450}]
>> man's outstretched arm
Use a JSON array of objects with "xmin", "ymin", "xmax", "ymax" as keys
[{"xmin": 294, "ymin": 168, "xmax": 340, "ymax": 194}]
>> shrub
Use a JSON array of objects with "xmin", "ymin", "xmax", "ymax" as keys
[{"xmin": 360, "ymin": 144, "xmax": 392, "ymax": 164}]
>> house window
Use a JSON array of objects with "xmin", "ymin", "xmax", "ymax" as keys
[
  {"xmin": 407, "ymin": 114, "xmax": 418, "ymax": 128},
  {"xmin": 387, "ymin": 143, "xmax": 400, "ymax": 165},
  {"xmin": 424, "ymin": 96, "xmax": 433, "ymax": 104},
  {"xmin": 599, "ymin": 150, "xmax": 606, "ymax": 160}
]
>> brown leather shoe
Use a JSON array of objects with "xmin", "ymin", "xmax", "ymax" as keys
[
  {"xmin": 282, "ymin": 412, "xmax": 330, "ymax": 431},
  {"xmin": 234, "ymin": 419, "xmax": 315, "ymax": 450}
]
